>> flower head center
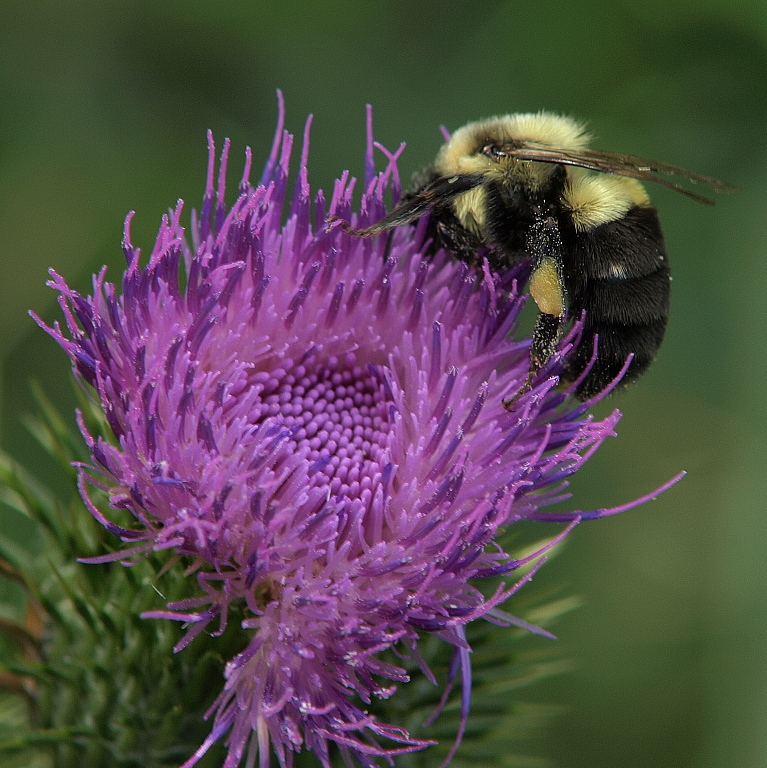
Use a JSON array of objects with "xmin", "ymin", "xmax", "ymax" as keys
[{"xmin": 257, "ymin": 361, "xmax": 392, "ymax": 500}]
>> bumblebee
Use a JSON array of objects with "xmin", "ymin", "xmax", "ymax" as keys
[{"xmin": 341, "ymin": 113, "xmax": 733, "ymax": 400}]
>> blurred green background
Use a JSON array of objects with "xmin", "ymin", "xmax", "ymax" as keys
[{"xmin": 1, "ymin": 1, "xmax": 765, "ymax": 766}]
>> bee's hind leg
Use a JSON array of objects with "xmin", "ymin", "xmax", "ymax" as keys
[{"xmin": 503, "ymin": 311, "xmax": 563, "ymax": 409}]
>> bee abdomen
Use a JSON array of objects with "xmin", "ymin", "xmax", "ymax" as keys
[
  {"xmin": 565, "ymin": 314, "xmax": 668, "ymax": 399},
  {"xmin": 563, "ymin": 206, "xmax": 671, "ymax": 399},
  {"xmin": 581, "ymin": 267, "xmax": 670, "ymax": 326}
]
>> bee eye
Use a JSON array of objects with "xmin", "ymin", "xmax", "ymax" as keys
[{"xmin": 481, "ymin": 144, "xmax": 508, "ymax": 159}]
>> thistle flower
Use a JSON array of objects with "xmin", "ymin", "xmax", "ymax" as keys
[{"xmin": 33, "ymin": 96, "xmax": 678, "ymax": 768}]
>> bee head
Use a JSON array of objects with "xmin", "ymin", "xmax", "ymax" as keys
[{"xmin": 436, "ymin": 113, "xmax": 590, "ymax": 191}]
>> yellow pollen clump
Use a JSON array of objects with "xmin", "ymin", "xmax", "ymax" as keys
[{"xmin": 529, "ymin": 257, "xmax": 565, "ymax": 316}]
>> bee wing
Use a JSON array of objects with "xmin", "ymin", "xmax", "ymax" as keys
[
  {"xmin": 506, "ymin": 146, "xmax": 736, "ymax": 206},
  {"xmin": 341, "ymin": 173, "xmax": 485, "ymax": 236},
  {"xmin": 339, "ymin": 193, "xmax": 434, "ymax": 236}
]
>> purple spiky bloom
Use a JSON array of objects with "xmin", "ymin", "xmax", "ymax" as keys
[{"xmin": 34, "ymin": 96, "xmax": 680, "ymax": 768}]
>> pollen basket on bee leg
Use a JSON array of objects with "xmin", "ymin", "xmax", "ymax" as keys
[{"xmin": 529, "ymin": 256, "xmax": 565, "ymax": 317}]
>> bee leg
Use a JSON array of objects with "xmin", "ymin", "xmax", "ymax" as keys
[
  {"xmin": 436, "ymin": 218, "xmax": 484, "ymax": 264},
  {"xmin": 529, "ymin": 310, "xmax": 564, "ymax": 382},
  {"xmin": 503, "ymin": 311, "xmax": 563, "ymax": 409},
  {"xmin": 504, "ymin": 215, "xmax": 567, "ymax": 409}
]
